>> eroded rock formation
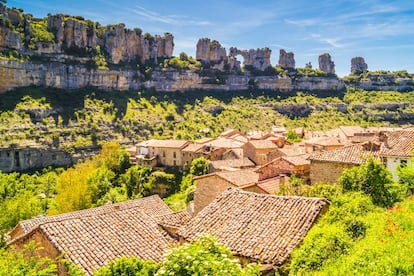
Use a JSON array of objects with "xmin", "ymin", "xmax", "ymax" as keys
[
  {"xmin": 318, "ymin": 53, "xmax": 335, "ymax": 74},
  {"xmin": 351, "ymin": 57, "xmax": 368, "ymax": 74},
  {"xmin": 229, "ymin": 47, "xmax": 271, "ymax": 71},
  {"xmin": 278, "ymin": 49, "xmax": 295, "ymax": 69},
  {"xmin": 196, "ymin": 38, "xmax": 226, "ymax": 62}
]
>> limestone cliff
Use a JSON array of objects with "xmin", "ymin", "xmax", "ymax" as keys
[
  {"xmin": 351, "ymin": 57, "xmax": 368, "ymax": 74},
  {"xmin": 318, "ymin": 53, "xmax": 335, "ymax": 74}
]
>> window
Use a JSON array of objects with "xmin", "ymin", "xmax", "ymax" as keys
[
  {"xmin": 400, "ymin": 159, "xmax": 408, "ymax": 168},
  {"xmin": 173, "ymin": 160, "xmax": 177, "ymax": 166},
  {"xmin": 173, "ymin": 152, "xmax": 176, "ymax": 158},
  {"xmin": 162, "ymin": 151, "xmax": 166, "ymax": 157}
]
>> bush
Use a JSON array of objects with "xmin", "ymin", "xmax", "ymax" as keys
[{"xmin": 94, "ymin": 257, "xmax": 158, "ymax": 276}]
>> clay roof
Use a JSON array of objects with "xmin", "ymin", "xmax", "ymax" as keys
[
  {"xmin": 277, "ymin": 144, "xmax": 307, "ymax": 156},
  {"xmin": 12, "ymin": 195, "xmax": 172, "ymax": 236},
  {"xmin": 256, "ymin": 177, "xmax": 281, "ymax": 194},
  {"xmin": 178, "ymin": 188, "xmax": 328, "ymax": 266},
  {"xmin": 309, "ymin": 143, "xmax": 382, "ymax": 164},
  {"xmin": 381, "ymin": 130, "xmax": 414, "ymax": 157},
  {"xmin": 194, "ymin": 169, "xmax": 259, "ymax": 188},
  {"xmin": 207, "ymin": 138, "xmax": 244, "ymax": 149},
  {"xmin": 195, "ymin": 137, "xmax": 215, "ymax": 144},
  {"xmin": 9, "ymin": 196, "xmax": 175, "ymax": 275},
  {"xmin": 305, "ymin": 136, "xmax": 343, "ymax": 147},
  {"xmin": 247, "ymin": 140, "xmax": 278, "ymax": 149},
  {"xmin": 182, "ymin": 143, "xmax": 206, "ymax": 153},
  {"xmin": 157, "ymin": 211, "xmax": 192, "ymax": 229},
  {"xmin": 282, "ymin": 155, "xmax": 311, "ymax": 166},
  {"xmin": 138, "ymin": 139, "xmax": 189, "ymax": 149},
  {"xmin": 215, "ymin": 169, "xmax": 259, "ymax": 187},
  {"xmin": 338, "ymin": 126, "xmax": 365, "ymax": 137},
  {"xmin": 210, "ymin": 158, "xmax": 255, "ymax": 170}
]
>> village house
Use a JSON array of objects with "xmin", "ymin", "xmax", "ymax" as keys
[
  {"xmin": 136, "ymin": 139, "xmax": 189, "ymax": 167},
  {"xmin": 242, "ymin": 140, "xmax": 279, "ymax": 166},
  {"xmin": 304, "ymin": 136, "xmax": 344, "ymax": 153},
  {"xmin": 308, "ymin": 141, "xmax": 383, "ymax": 184},
  {"xmin": 309, "ymin": 130, "xmax": 414, "ymax": 184},
  {"xmin": 8, "ymin": 195, "xmax": 191, "ymax": 275},
  {"xmin": 255, "ymin": 155, "xmax": 310, "ymax": 180},
  {"xmin": 178, "ymin": 188, "xmax": 329, "ymax": 273},
  {"xmin": 209, "ymin": 157, "xmax": 255, "ymax": 172}
]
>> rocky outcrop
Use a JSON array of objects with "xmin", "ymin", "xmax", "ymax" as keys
[
  {"xmin": 351, "ymin": 57, "xmax": 368, "ymax": 74},
  {"xmin": 0, "ymin": 59, "xmax": 142, "ymax": 92},
  {"xmin": 196, "ymin": 38, "xmax": 226, "ymax": 62},
  {"xmin": 318, "ymin": 53, "xmax": 335, "ymax": 74},
  {"xmin": 278, "ymin": 49, "xmax": 295, "ymax": 69},
  {"xmin": 229, "ymin": 47, "xmax": 271, "ymax": 71},
  {"xmin": 0, "ymin": 26, "xmax": 21, "ymax": 49}
]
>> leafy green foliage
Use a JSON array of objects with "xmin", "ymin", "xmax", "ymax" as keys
[
  {"xmin": 189, "ymin": 157, "xmax": 210, "ymax": 176},
  {"xmin": 397, "ymin": 163, "xmax": 414, "ymax": 195},
  {"xmin": 0, "ymin": 242, "xmax": 57, "ymax": 275},
  {"xmin": 94, "ymin": 257, "xmax": 158, "ymax": 276},
  {"xmin": 286, "ymin": 129, "xmax": 302, "ymax": 142},
  {"xmin": 338, "ymin": 157, "xmax": 406, "ymax": 207},
  {"xmin": 163, "ymin": 52, "xmax": 202, "ymax": 72},
  {"xmin": 157, "ymin": 235, "xmax": 260, "ymax": 276},
  {"xmin": 28, "ymin": 18, "xmax": 54, "ymax": 49},
  {"xmin": 120, "ymin": 165, "xmax": 151, "ymax": 198},
  {"xmin": 92, "ymin": 46, "xmax": 108, "ymax": 70}
]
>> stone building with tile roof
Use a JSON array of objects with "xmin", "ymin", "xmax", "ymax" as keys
[
  {"xmin": 8, "ymin": 196, "xmax": 188, "ymax": 275},
  {"xmin": 178, "ymin": 188, "xmax": 329, "ymax": 272},
  {"xmin": 242, "ymin": 140, "xmax": 279, "ymax": 165}
]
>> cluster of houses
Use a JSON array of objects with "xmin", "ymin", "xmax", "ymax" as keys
[
  {"xmin": 128, "ymin": 125, "xmax": 414, "ymax": 214},
  {"xmin": 7, "ymin": 125, "xmax": 414, "ymax": 275}
]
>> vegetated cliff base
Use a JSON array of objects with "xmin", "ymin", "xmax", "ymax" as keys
[{"xmin": 0, "ymin": 4, "xmax": 346, "ymax": 93}]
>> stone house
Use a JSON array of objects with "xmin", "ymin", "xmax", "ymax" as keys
[
  {"xmin": 255, "ymin": 155, "xmax": 310, "ymax": 180},
  {"xmin": 308, "ymin": 141, "xmax": 383, "ymax": 184},
  {"xmin": 242, "ymin": 140, "xmax": 279, "ymax": 165},
  {"xmin": 178, "ymin": 188, "xmax": 329, "ymax": 273},
  {"xmin": 309, "ymin": 130, "xmax": 414, "ymax": 184},
  {"xmin": 136, "ymin": 139, "xmax": 189, "ymax": 167},
  {"xmin": 193, "ymin": 169, "xmax": 267, "ymax": 214},
  {"xmin": 209, "ymin": 157, "xmax": 255, "ymax": 172},
  {"xmin": 8, "ymin": 195, "xmax": 191, "ymax": 275}
]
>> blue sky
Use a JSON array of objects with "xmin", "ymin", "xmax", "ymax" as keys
[{"xmin": 6, "ymin": 0, "xmax": 414, "ymax": 76}]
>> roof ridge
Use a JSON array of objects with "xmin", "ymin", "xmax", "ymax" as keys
[{"xmin": 224, "ymin": 187, "xmax": 329, "ymax": 202}]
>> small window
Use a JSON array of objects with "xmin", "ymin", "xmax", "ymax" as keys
[
  {"xmin": 173, "ymin": 152, "xmax": 176, "ymax": 158},
  {"xmin": 162, "ymin": 151, "xmax": 166, "ymax": 157},
  {"xmin": 173, "ymin": 160, "xmax": 177, "ymax": 166}
]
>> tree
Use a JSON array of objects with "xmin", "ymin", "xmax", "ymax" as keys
[
  {"xmin": 95, "ymin": 142, "xmax": 131, "ymax": 175},
  {"xmin": 397, "ymin": 164, "xmax": 414, "ymax": 195},
  {"xmin": 338, "ymin": 157, "xmax": 405, "ymax": 208},
  {"xmin": 0, "ymin": 242, "xmax": 57, "ymax": 275},
  {"xmin": 189, "ymin": 157, "xmax": 210, "ymax": 176},
  {"xmin": 94, "ymin": 257, "xmax": 157, "ymax": 276},
  {"xmin": 120, "ymin": 165, "xmax": 151, "ymax": 198},
  {"xmin": 157, "ymin": 235, "xmax": 260, "ymax": 276},
  {"xmin": 286, "ymin": 129, "xmax": 302, "ymax": 142}
]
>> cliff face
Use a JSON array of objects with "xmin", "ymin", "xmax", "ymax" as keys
[{"xmin": 0, "ymin": 59, "xmax": 141, "ymax": 92}]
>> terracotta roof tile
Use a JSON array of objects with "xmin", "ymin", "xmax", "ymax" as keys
[
  {"xmin": 381, "ymin": 130, "xmax": 414, "ymax": 157},
  {"xmin": 248, "ymin": 140, "xmax": 278, "ymax": 149},
  {"xmin": 9, "ymin": 196, "xmax": 175, "ymax": 275},
  {"xmin": 157, "ymin": 211, "xmax": 192, "ymax": 229},
  {"xmin": 210, "ymin": 158, "xmax": 255, "ymax": 170},
  {"xmin": 178, "ymin": 188, "xmax": 328, "ymax": 265},
  {"xmin": 216, "ymin": 169, "xmax": 259, "ymax": 187},
  {"xmin": 14, "ymin": 195, "xmax": 172, "ymax": 235},
  {"xmin": 256, "ymin": 178, "xmax": 281, "ymax": 194},
  {"xmin": 138, "ymin": 139, "xmax": 189, "ymax": 148},
  {"xmin": 309, "ymin": 143, "xmax": 382, "ymax": 164},
  {"xmin": 282, "ymin": 155, "xmax": 311, "ymax": 166}
]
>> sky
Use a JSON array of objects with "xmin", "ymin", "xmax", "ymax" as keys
[{"xmin": 6, "ymin": 0, "xmax": 414, "ymax": 76}]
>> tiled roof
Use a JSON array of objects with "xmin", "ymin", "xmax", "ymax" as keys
[
  {"xmin": 338, "ymin": 126, "xmax": 365, "ymax": 137},
  {"xmin": 157, "ymin": 211, "xmax": 192, "ymax": 229},
  {"xmin": 9, "ymin": 196, "xmax": 176, "ymax": 275},
  {"xmin": 216, "ymin": 169, "xmax": 259, "ymax": 187},
  {"xmin": 207, "ymin": 138, "xmax": 244, "ymax": 149},
  {"xmin": 178, "ymin": 188, "xmax": 328, "ymax": 266},
  {"xmin": 210, "ymin": 158, "xmax": 255, "ymax": 170},
  {"xmin": 256, "ymin": 177, "xmax": 281, "ymax": 194},
  {"xmin": 309, "ymin": 143, "xmax": 382, "ymax": 164},
  {"xmin": 248, "ymin": 140, "xmax": 278, "ymax": 149},
  {"xmin": 381, "ymin": 130, "xmax": 414, "ymax": 157},
  {"xmin": 181, "ymin": 143, "xmax": 206, "ymax": 153},
  {"xmin": 277, "ymin": 144, "xmax": 307, "ymax": 156},
  {"xmin": 305, "ymin": 136, "xmax": 343, "ymax": 147},
  {"xmin": 13, "ymin": 195, "xmax": 172, "ymax": 236},
  {"xmin": 282, "ymin": 155, "xmax": 311, "ymax": 166},
  {"xmin": 138, "ymin": 139, "xmax": 189, "ymax": 149}
]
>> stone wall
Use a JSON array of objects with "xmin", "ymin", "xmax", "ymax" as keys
[
  {"xmin": 193, "ymin": 175, "xmax": 233, "ymax": 215},
  {"xmin": 309, "ymin": 160, "xmax": 356, "ymax": 184}
]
